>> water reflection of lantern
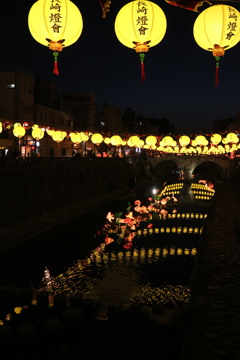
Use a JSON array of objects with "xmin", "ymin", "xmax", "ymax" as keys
[
  {"xmin": 28, "ymin": 0, "xmax": 83, "ymax": 75},
  {"xmin": 13, "ymin": 123, "xmax": 26, "ymax": 138},
  {"xmin": 193, "ymin": 5, "xmax": 240, "ymax": 86},
  {"xmin": 114, "ymin": 0, "xmax": 167, "ymax": 81}
]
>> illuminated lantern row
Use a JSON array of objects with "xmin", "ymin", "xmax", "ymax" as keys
[
  {"xmin": 28, "ymin": 0, "xmax": 83, "ymax": 75},
  {"xmin": 193, "ymin": 5, "xmax": 240, "ymax": 86},
  {"xmin": 115, "ymin": 0, "xmax": 167, "ymax": 81}
]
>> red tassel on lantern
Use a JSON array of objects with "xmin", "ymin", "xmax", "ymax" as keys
[
  {"xmin": 53, "ymin": 52, "xmax": 60, "ymax": 75},
  {"xmin": 139, "ymin": 53, "xmax": 146, "ymax": 82},
  {"xmin": 215, "ymin": 56, "xmax": 220, "ymax": 87}
]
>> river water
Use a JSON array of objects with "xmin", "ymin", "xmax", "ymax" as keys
[{"xmin": 31, "ymin": 180, "xmax": 213, "ymax": 309}]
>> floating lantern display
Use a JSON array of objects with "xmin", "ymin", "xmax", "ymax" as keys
[
  {"xmin": 32, "ymin": 124, "xmax": 44, "ymax": 140},
  {"xmin": 91, "ymin": 133, "xmax": 103, "ymax": 145},
  {"xmin": 28, "ymin": 0, "xmax": 83, "ymax": 75},
  {"xmin": 114, "ymin": 0, "xmax": 167, "ymax": 81},
  {"xmin": 13, "ymin": 123, "xmax": 26, "ymax": 138},
  {"xmin": 193, "ymin": 5, "xmax": 240, "ymax": 85}
]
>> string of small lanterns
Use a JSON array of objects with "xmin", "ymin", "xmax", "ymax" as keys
[{"xmin": 3, "ymin": 120, "xmax": 240, "ymax": 155}]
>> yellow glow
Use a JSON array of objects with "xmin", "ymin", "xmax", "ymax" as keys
[
  {"xmin": 179, "ymin": 135, "xmax": 190, "ymax": 146},
  {"xmin": 193, "ymin": 5, "xmax": 240, "ymax": 52},
  {"xmin": 32, "ymin": 124, "xmax": 44, "ymax": 140},
  {"xmin": 127, "ymin": 135, "xmax": 140, "ymax": 147},
  {"xmin": 145, "ymin": 135, "xmax": 157, "ymax": 146},
  {"xmin": 114, "ymin": 0, "xmax": 167, "ymax": 51},
  {"xmin": 225, "ymin": 132, "xmax": 239, "ymax": 144},
  {"xmin": 110, "ymin": 135, "xmax": 122, "ymax": 146},
  {"xmin": 13, "ymin": 123, "xmax": 26, "ymax": 138},
  {"xmin": 51, "ymin": 130, "xmax": 66, "ymax": 142},
  {"xmin": 211, "ymin": 133, "xmax": 222, "ymax": 145},
  {"xmin": 91, "ymin": 133, "xmax": 103, "ymax": 144},
  {"xmin": 70, "ymin": 132, "xmax": 83, "ymax": 144},
  {"xmin": 28, "ymin": 0, "xmax": 83, "ymax": 48}
]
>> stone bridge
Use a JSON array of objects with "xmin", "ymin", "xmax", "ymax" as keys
[{"xmin": 144, "ymin": 155, "xmax": 238, "ymax": 182}]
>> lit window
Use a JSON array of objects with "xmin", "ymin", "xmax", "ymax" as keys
[{"xmin": 7, "ymin": 84, "xmax": 15, "ymax": 89}]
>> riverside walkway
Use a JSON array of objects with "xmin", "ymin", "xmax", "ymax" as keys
[{"xmin": 182, "ymin": 180, "xmax": 240, "ymax": 359}]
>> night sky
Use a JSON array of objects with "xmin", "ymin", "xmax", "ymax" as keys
[{"xmin": 1, "ymin": 0, "xmax": 240, "ymax": 134}]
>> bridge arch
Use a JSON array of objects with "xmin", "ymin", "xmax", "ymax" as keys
[{"xmin": 148, "ymin": 155, "xmax": 236, "ymax": 182}]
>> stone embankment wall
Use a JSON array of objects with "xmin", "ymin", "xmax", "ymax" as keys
[
  {"xmin": 0, "ymin": 158, "xmax": 141, "ymax": 228},
  {"xmin": 181, "ymin": 169, "xmax": 240, "ymax": 360}
]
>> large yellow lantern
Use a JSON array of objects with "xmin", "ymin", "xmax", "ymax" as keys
[
  {"xmin": 193, "ymin": 5, "xmax": 240, "ymax": 85},
  {"xmin": 13, "ymin": 123, "xmax": 26, "ymax": 138},
  {"xmin": 28, "ymin": 0, "xmax": 83, "ymax": 75},
  {"xmin": 114, "ymin": 0, "xmax": 167, "ymax": 81}
]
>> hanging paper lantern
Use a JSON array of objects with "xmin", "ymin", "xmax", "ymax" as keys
[
  {"xmin": 104, "ymin": 137, "xmax": 111, "ymax": 145},
  {"xmin": 28, "ymin": 0, "xmax": 83, "ymax": 75},
  {"xmin": 13, "ymin": 123, "xmax": 26, "ymax": 138},
  {"xmin": 127, "ymin": 135, "xmax": 141, "ymax": 147},
  {"xmin": 193, "ymin": 5, "xmax": 240, "ymax": 86},
  {"xmin": 80, "ymin": 133, "xmax": 88, "ymax": 142},
  {"xmin": 69, "ymin": 132, "xmax": 83, "ymax": 144},
  {"xmin": 0, "ymin": 122, "xmax": 2, "ymax": 133},
  {"xmin": 211, "ymin": 133, "xmax": 222, "ymax": 145},
  {"xmin": 145, "ymin": 135, "xmax": 157, "ymax": 147},
  {"xmin": 91, "ymin": 133, "xmax": 104, "ymax": 145},
  {"xmin": 179, "ymin": 135, "xmax": 190, "ymax": 147},
  {"xmin": 114, "ymin": 0, "xmax": 167, "ymax": 81},
  {"xmin": 110, "ymin": 135, "xmax": 122, "ymax": 146},
  {"xmin": 160, "ymin": 136, "xmax": 174, "ymax": 147},
  {"xmin": 51, "ymin": 130, "xmax": 67, "ymax": 142},
  {"xmin": 195, "ymin": 135, "xmax": 208, "ymax": 146},
  {"xmin": 32, "ymin": 124, "xmax": 45, "ymax": 140},
  {"xmin": 225, "ymin": 132, "xmax": 239, "ymax": 143}
]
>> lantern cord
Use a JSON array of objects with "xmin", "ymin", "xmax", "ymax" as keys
[
  {"xmin": 215, "ymin": 56, "xmax": 220, "ymax": 87},
  {"xmin": 139, "ymin": 53, "xmax": 146, "ymax": 82},
  {"xmin": 53, "ymin": 51, "xmax": 60, "ymax": 75}
]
